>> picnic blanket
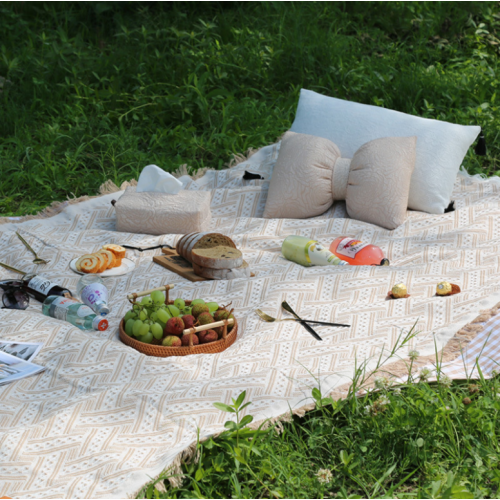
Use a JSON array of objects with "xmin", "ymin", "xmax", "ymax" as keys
[{"xmin": 1, "ymin": 142, "xmax": 500, "ymax": 498}]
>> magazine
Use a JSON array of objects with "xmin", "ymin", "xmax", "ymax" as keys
[
  {"xmin": 0, "ymin": 351, "xmax": 45, "ymax": 385},
  {"xmin": 0, "ymin": 341, "xmax": 43, "ymax": 362}
]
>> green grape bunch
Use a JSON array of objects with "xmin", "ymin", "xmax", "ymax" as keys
[{"xmin": 124, "ymin": 292, "xmax": 222, "ymax": 345}]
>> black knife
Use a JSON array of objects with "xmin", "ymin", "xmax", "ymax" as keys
[{"xmin": 282, "ymin": 301, "xmax": 322, "ymax": 341}]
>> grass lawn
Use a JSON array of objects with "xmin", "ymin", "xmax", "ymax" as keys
[
  {"xmin": 2, "ymin": 2, "xmax": 500, "ymax": 498},
  {"xmin": 138, "ymin": 363, "xmax": 500, "ymax": 499},
  {"xmin": 1, "ymin": 1, "xmax": 500, "ymax": 217}
]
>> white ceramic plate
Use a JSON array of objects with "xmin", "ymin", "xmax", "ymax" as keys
[{"xmin": 69, "ymin": 257, "xmax": 136, "ymax": 277}]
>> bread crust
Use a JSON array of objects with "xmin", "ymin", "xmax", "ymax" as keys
[{"xmin": 176, "ymin": 233, "xmax": 195, "ymax": 256}]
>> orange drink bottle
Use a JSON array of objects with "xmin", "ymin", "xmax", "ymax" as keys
[{"xmin": 329, "ymin": 237, "xmax": 389, "ymax": 266}]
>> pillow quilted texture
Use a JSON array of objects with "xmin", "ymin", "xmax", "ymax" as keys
[
  {"xmin": 263, "ymin": 131, "xmax": 417, "ymax": 230},
  {"xmin": 347, "ymin": 136, "xmax": 417, "ymax": 230},
  {"xmin": 290, "ymin": 89, "xmax": 480, "ymax": 214},
  {"xmin": 262, "ymin": 131, "xmax": 341, "ymax": 219}
]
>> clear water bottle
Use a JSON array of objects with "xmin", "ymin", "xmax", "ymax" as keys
[
  {"xmin": 281, "ymin": 235, "xmax": 349, "ymax": 267},
  {"xmin": 42, "ymin": 296, "xmax": 108, "ymax": 331},
  {"xmin": 76, "ymin": 275, "xmax": 110, "ymax": 316}
]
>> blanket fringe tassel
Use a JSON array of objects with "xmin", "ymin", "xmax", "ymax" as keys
[
  {"xmin": 0, "ymin": 146, "xmax": 260, "ymax": 226},
  {"xmin": 134, "ymin": 300, "xmax": 500, "ymax": 497},
  {"xmin": 4, "ymin": 142, "xmax": 499, "ymax": 496}
]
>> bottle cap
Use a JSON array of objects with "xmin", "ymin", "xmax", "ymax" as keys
[
  {"xmin": 92, "ymin": 316, "xmax": 109, "ymax": 331},
  {"xmin": 95, "ymin": 301, "xmax": 110, "ymax": 316}
]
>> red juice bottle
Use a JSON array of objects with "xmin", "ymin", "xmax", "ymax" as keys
[{"xmin": 329, "ymin": 237, "xmax": 389, "ymax": 266}]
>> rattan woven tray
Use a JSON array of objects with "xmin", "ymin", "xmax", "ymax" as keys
[{"xmin": 118, "ymin": 285, "xmax": 238, "ymax": 357}]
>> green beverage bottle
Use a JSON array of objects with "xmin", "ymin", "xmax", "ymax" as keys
[
  {"xmin": 42, "ymin": 296, "xmax": 108, "ymax": 331},
  {"xmin": 281, "ymin": 235, "xmax": 349, "ymax": 267}
]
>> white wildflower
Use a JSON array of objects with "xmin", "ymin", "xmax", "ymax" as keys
[
  {"xmin": 408, "ymin": 349, "xmax": 420, "ymax": 361},
  {"xmin": 491, "ymin": 369, "xmax": 499, "ymax": 378},
  {"xmin": 438, "ymin": 374, "xmax": 452, "ymax": 388},
  {"xmin": 364, "ymin": 405, "xmax": 372, "ymax": 415},
  {"xmin": 393, "ymin": 387, "xmax": 402, "ymax": 396},
  {"xmin": 375, "ymin": 376, "xmax": 391, "ymax": 390},
  {"xmin": 419, "ymin": 367, "xmax": 431, "ymax": 382},
  {"xmin": 378, "ymin": 396, "xmax": 390, "ymax": 407},
  {"xmin": 316, "ymin": 468, "xmax": 333, "ymax": 484}
]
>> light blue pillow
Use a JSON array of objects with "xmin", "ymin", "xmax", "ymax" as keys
[{"xmin": 290, "ymin": 89, "xmax": 480, "ymax": 214}]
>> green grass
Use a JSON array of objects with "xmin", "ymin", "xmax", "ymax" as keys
[
  {"xmin": 1, "ymin": 2, "xmax": 500, "ymax": 216},
  {"xmin": 3, "ymin": 4, "xmax": 500, "ymax": 496},
  {"xmin": 138, "ymin": 331, "xmax": 500, "ymax": 499}
]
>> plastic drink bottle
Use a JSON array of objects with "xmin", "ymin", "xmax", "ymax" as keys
[
  {"xmin": 76, "ymin": 275, "xmax": 110, "ymax": 316},
  {"xmin": 282, "ymin": 235, "xmax": 349, "ymax": 267},
  {"xmin": 42, "ymin": 296, "xmax": 108, "ymax": 331},
  {"xmin": 329, "ymin": 237, "xmax": 389, "ymax": 266}
]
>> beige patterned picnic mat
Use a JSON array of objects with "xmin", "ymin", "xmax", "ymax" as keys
[{"xmin": 1, "ymin": 142, "xmax": 500, "ymax": 498}]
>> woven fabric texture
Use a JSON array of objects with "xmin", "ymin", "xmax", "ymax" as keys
[{"xmin": 1, "ymin": 141, "xmax": 500, "ymax": 498}]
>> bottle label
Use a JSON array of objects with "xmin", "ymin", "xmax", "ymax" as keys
[
  {"xmin": 81, "ymin": 283, "xmax": 108, "ymax": 308},
  {"xmin": 77, "ymin": 305, "xmax": 94, "ymax": 318},
  {"xmin": 306, "ymin": 241, "xmax": 342, "ymax": 266},
  {"xmin": 29, "ymin": 275, "xmax": 56, "ymax": 295},
  {"xmin": 335, "ymin": 238, "xmax": 369, "ymax": 259},
  {"xmin": 50, "ymin": 296, "xmax": 76, "ymax": 321}
]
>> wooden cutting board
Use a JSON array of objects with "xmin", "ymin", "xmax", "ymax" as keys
[
  {"xmin": 154, "ymin": 248, "xmax": 254, "ymax": 282},
  {"xmin": 153, "ymin": 248, "xmax": 208, "ymax": 282}
]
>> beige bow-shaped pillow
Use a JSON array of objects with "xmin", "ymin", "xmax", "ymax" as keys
[{"xmin": 263, "ymin": 131, "xmax": 417, "ymax": 230}]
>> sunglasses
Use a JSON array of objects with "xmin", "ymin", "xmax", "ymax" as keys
[{"xmin": 0, "ymin": 280, "xmax": 30, "ymax": 310}]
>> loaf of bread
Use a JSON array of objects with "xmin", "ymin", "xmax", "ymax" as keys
[
  {"xmin": 176, "ymin": 233, "xmax": 236, "ymax": 263},
  {"xmin": 176, "ymin": 233, "xmax": 197, "ymax": 257},
  {"xmin": 191, "ymin": 246, "xmax": 243, "ymax": 269},
  {"xmin": 193, "ymin": 261, "xmax": 250, "ymax": 280}
]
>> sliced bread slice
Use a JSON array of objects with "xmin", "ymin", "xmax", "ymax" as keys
[
  {"xmin": 193, "ymin": 261, "xmax": 249, "ymax": 280},
  {"xmin": 176, "ymin": 232, "xmax": 196, "ymax": 256},
  {"xmin": 191, "ymin": 245, "xmax": 243, "ymax": 269},
  {"xmin": 177, "ymin": 232, "xmax": 237, "ymax": 263}
]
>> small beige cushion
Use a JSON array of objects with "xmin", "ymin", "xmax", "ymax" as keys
[
  {"xmin": 262, "ymin": 131, "xmax": 341, "ymax": 219},
  {"xmin": 114, "ymin": 187, "xmax": 212, "ymax": 235},
  {"xmin": 346, "ymin": 136, "xmax": 417, "ymax": 230},
  {"xmin": 263, "ymin": 131, "xmax": 417, "ymax": 229}
]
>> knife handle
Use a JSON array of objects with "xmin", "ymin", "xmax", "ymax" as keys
[{"xmin": 282, "ymin": 301, "xmax": 322, "ymax": 341}]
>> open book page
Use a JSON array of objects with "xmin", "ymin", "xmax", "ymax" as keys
[
  {"xmin": 0, "ymin": 341, "xmax": 43, "ymax": 362},
  {"xmin": 0, "ymin": 351, "xmax": 45, "ymax": 385}
]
